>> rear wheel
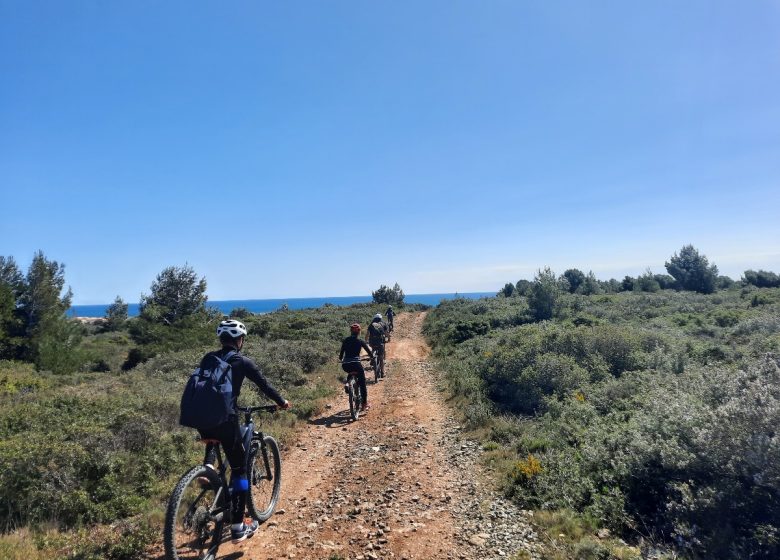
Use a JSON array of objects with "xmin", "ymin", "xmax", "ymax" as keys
[
  {"xmin": 164, "ymin": 465, "xmax": 225, "ymax": 560},
  {"xmin": 348, "ymin": 377, "xmax": 360, "ymax": 420},
  {"xmin": 247, "ymin": 436, "xmax": 282, "ymax": 521}
]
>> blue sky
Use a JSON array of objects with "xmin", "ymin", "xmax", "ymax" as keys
[{"xmin": 2, "ymin": 1, "xmax": 779, "ymax": 304}]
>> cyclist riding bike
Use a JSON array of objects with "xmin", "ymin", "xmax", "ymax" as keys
[
  {"xmin": 339, "ymin": 323, "xmax": 374, "ymax": 410},
  {"xmin": 194, "ymin": 319, "xmax": 290, "ymax": 543},
  {"xmin": 385, "ymin": 305, "xmax": 395, "ymax": 331},
  {"xmin": 367, "ymin": 313, "xmax": 387, "ymax": 371}
]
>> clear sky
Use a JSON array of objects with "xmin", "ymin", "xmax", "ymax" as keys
[{"xmin": 2, "ymin": 1, "xmax": 779, "ymax": 304}]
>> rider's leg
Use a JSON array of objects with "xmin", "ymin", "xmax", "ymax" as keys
[
  {"xmin": 356, "ymin": 365, "xmax": 368, "ymax": 406},
  {"xmin": 212, "ymin": 417, "xmax": 249, "ymax": 525}
]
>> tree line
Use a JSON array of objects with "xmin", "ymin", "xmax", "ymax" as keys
[
  {"xmin": 0, "ymin": 251, "xmax": 411, "ymax": 374},
  {"xmin": 499, "ymin": 244, "xmax": 778, "ymax": 300},
  {"xmin": 0, "ymin": 252, "xmax": 215, "ymax": 373}
]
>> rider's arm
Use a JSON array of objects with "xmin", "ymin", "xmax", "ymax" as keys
[
  {"xmin": 238, "ymin": 356, "xmax": 288, "ymax": 407},
  {"xmin": 360, "ymin": 339, "xmax": 373, "ymax": 355},
  {"xmin": 339, "ymin": 339, "xmax": 346, "ymax": 361}
]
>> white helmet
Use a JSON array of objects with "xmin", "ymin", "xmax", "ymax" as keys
[
  {"xmin": 217, "ymin": 319, "xmax": 248, "ymax": 338},
  {"xmin": 374, "ymin": 313, "xmax": 383, "ymax": 321}
]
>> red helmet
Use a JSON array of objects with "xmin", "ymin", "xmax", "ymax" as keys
[{"xmin": 350, "ymin": 323, "xmax": 361, "ymax": 333}]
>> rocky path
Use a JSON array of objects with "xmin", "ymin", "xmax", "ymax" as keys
[{"xmin": 220, "ymin": 312, "xmax": 542, "ymax": 560}]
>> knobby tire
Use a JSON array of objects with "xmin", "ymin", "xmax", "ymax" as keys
[
  {"xmin": 247, "ymin": 435, "xmax": 282, "ymax": 521},
  {"xmin": 348, "ymin": 378, "xmax": 360, "ymax": 420},
  {"xmin": 164, "ymin": 465, "xmax": 224, "ymax": 560}
]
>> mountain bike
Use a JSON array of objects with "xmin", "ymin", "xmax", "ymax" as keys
[
  {"xmin": 371, "ymin": 343, "xmax": 386, "ymax": 383},
  {"xmin": 164, "ymin": 404, "xmax": 282, "ymax": 560},
  {"xmin": 340, "ymin": 357, "xmax": 372, "ymax": 421}
]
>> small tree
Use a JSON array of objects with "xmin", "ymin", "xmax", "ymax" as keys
[
  {"xmin": 18, "ymin": 251, "xmax": 72, "ymax": 337},
  {"xmin": 528, "ymin": 267, "xmax": 562, "ymax": 321},
  {"xmin": 499, "ymin": 282, "xmax": 515, "ymax": 297},
  {"xmin": 372, "ymin": 283, "xmax": 405, "ymax": 306},
  {"xmin": 578, "ymin": 271, "xmax": 603, "ymax": 295},
  {"xmin": 665, "ymin": 245, "xmax": 718, "ymax": 294},
  {"xmin": 743, "ymin": 270, "xmax": 780, "ymax": 288},
  {"xmin": 229, "ymin": 307, "xmax": 252, "ymax": 318},
  {"xmin": 621, "ymin": 276, "xmax": 635, "ymax": 292},
  {"xmin": 139, "ymin": 264, "xmax": 207, "ymax": 324},
  {"xmin": 104, "ymin": 296, "xmax": 129, "ymax": 331},
  {"xmin": 654, "ymin": 274, "xmax": 678, "ymax": 290},
  {"xmin": 634, "ymin": 268, "xmax": 661, "ymax": 293},
  {"xmin": 715, "ymin": 275, "xmax": 736, "ymax": 290},
  {"xmin": 515, "ymin": 279, "xmax": 533, "ymax": 296},
  {"xmin": 126, "ymin": 265, "xmax": 214, "ymax": 368},
  {"xmin": 562, "ymin": 269, "xmax": 586, "ymax": 294},
  {"xmin": 0, "ymin": 257, "xmax": 24, "ymax": 359}
]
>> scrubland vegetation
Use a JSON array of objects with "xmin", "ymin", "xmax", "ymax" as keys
[
  {"xmin": 424, "ymin": 249, "xmax": 780, "ymax": 559},
  {"xmin": 2, "ymin": 245, "xmax": 779, "ymax": 559},
  {"xmin": 0, "ymin": 254, "xmax": 402, "ymax": 559}
]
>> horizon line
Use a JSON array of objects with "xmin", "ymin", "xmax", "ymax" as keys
[{"xmin": 69, "ymin": 290, "xmax": 497, "ymax": 307}]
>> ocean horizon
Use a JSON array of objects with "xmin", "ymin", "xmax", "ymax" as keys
[{"xmin": 68, "ymin": 292, "xmax": 495, "ymax": 318}]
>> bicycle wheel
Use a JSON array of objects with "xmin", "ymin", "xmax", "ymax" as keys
[
  {"xmin": 247, "ymin": 435, "xmax": 282, "ymax": 521},
  {"xmin": 348, "ymin": 377, "xmax": 360, "ymax": 420},
  {"xmin": 374, "ymin": 354, "xmax": 380, "ymax": 383},
  {"xmin": 379, "ymin": 349, "xmax": 385, "ymax": 379},
  {"xmin": 164, "ymin": 465, "xmax": 226, "ymax": 560}
]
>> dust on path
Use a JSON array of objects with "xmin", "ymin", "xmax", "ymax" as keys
[{"xmin": 214, "ymin": 311, "xmax": 540, "ymax": 560}]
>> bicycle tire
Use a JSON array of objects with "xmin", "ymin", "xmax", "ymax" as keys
[
  {"xmin": 164, "ymin": 465, "xmax": 225, "ymax": 560},
  {"xmin": 247, "ymin": 435, "xmax": 282, "ymax": 521},
  {"xmin": 348, "ymin": 378, "xmax": 360, "ymax": 420},
  {"xmin": 374, "ymin": 352, "xmax": 380, "ymax": 383}
]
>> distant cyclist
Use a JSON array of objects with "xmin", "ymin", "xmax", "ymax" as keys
[
  {"xmin": 339, "ymin": 323, "xmax": 374, "ymax": 410},
  {"xmin": 367, "ymin": 313, "xmax": 387, "ymax": 373},
  {"xmin": 190, "ymin": 319, "xmax": 290, "ymax": 543},
  {"xmin": 385, "ymin": 305, "xmax": 395, "ymax": 331}
]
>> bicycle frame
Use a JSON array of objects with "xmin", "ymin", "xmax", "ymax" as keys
[{"xmin": 200, "ymin": 405, "xmax": 278, "ymax": 524}]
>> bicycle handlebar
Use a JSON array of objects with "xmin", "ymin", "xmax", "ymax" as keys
[
  {"xmin": 236, "ymin": 404, "xmax": 279, "ymax": 414},
  {"xmin": 339, "ymin": 357, "xmax": 372, "ymax": 363}
]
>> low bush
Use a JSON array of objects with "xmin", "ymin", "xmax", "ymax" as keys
[
  {"xmin": 425, "ymin": 287, "xmax": 780, "ymax": 559},
  {"xmin": 0, "ymin": 301, "xmax": 393, "ymax": 555}
]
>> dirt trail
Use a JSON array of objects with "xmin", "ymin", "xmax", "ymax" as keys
[{"xmin": 219, "ymin": 312, "xmax": 541, "ymax": 560}]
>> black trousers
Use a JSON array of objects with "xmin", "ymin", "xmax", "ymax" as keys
[
  {"xmin": 342, "ymin": 362, "xmax": 368, "ymax": 403},
  {"xmin": 198, "ymin": 415, "xmax": 248, "ymax": 522}
]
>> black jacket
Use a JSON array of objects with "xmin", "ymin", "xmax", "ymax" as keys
[
  {"xmin": 339, "ymin": 334, "xmax": 372, "ymax": 361},
  {"xmin": 201, "ymin": 347, "xmax": 286, "ymax": 410}
]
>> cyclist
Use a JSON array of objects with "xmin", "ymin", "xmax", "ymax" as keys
[
  {"xmin": 367, "ymin": 313, "xmax": 387, "ymax": 376},
  {"xmin": 339, "ymin": 323, "xmax": 374, "ymax": 410},
  {"xmin": 197, "ymin": 319, "xmax": 291, "ymax": 543},
  {"xmin": 385, "ymin": 305, "xmax": 395, "ymax": 331}
]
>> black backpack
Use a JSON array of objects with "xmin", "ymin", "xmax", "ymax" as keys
[{"xmin": 179, "ymin": 350, "xmax": 237, "ymax": 430}]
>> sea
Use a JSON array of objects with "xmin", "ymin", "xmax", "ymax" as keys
[{"xmin": 68, "ymin": 292, "xmax": 495, "ymax": 318}]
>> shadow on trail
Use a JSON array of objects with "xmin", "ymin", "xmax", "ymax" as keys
[
  {"xmin": 217, "ymin": 553, "xmax": 244, "ymax": 560},
  {"xmin": 308, "ymin": 409, "xmax": 354, "ymax": 428}
]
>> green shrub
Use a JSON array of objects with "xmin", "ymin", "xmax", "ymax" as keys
[{"xmin": 424, "ymin": 287, "xmax": 780, "ymax": 559}]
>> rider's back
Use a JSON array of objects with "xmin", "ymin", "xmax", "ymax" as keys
[{"xmin": 367, "ymin": 321, "xmax": 385, "ymax": 345}]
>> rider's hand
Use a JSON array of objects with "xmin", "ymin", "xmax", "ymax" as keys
[{"xmin": 280, "ymin": 400, "xmax": 291, "ymax": 410}]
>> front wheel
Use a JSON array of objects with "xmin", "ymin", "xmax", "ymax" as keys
[
  {"xmin": 348, "ymin": 377, "xmax": 360, "ymax": 420},
  {"xmin": 164, "ymin": 465, "xmax": 225, "ymax": 560},
  {"xmin": 247, "ymin": 436, "xmax": 282, "ymax": 521}
]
